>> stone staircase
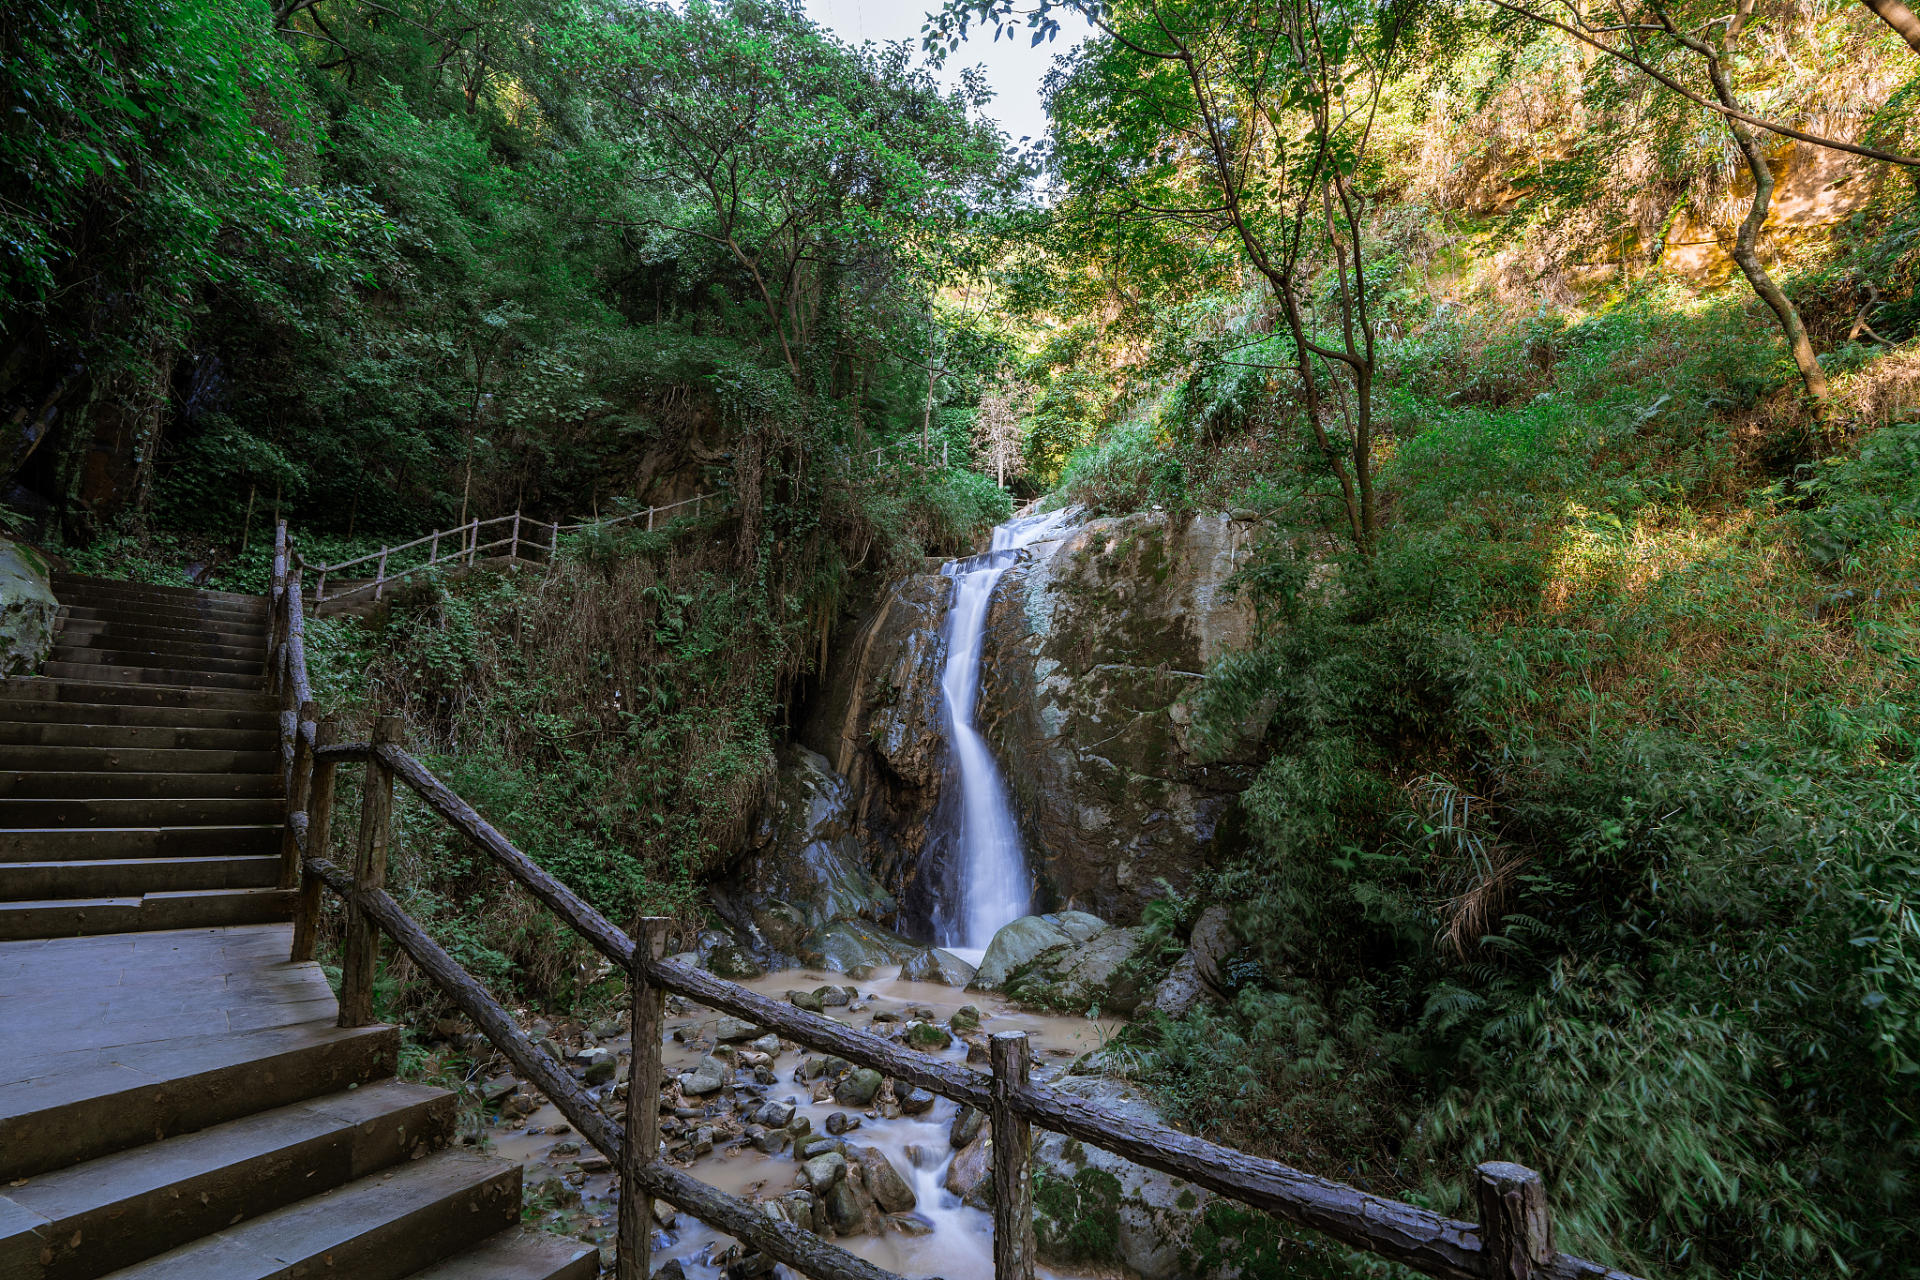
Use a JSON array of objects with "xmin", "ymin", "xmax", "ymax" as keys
[{"xmin": 0, "ymin": 574, "xmax": 597, "ymax": 1279}]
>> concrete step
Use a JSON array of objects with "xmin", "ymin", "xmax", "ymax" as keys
[
  {"xmin": 0, "ymin": 855, "xmax": 281, "ymax": 899},
  {"xmin": 51, "ymin": 574, "xmax": 266, "ymax": 611},
  {"xmin": 55, "ymin": 630, "xmax": 265, "ymax": 664},
  {"xmin": 0, "ymin": 797, "xmax": 284, "ymax": 826},
  {"xmin": 51, "ymin": 577, "xmax": 267, "ymax": 620},
  {"xmin": 0, "ymin": 743, "xmax": 279, "ymax": 774},
  {"xmin": 0, "ymin": 1078, "xmax": 453, "ymax": 1280},
  {"xmin": 52, "ymin": 646, "xmax": 266, "ymax": 678},
  {"xmin": 40, "ymin": 662, "xmax": 267, "ymax": 692},
  {"xmin": 401, "ymin": 1230, "xmax": 602, "ymax": 1280},
  {"xmin": 0, "ymin": 827, "xmax": 279, "ymax": 863},
  {"xmin": 0, "ymin": 888, "xmax": 296, "ymax": 940},
  {"xmin": 56, "ymin": 606, "xmax": 268, "ymax": 643},
  {"xmin": 95, "ymin": 1147, "xmax": 520, "ymax": 1280},
  {"xmin": 0, "ymin": 1012, "xmax": 398, "ymax": 1181},
  {"xmin": 0, "ymin": 772, "xmax": 283, "ymax": 800},
  {"xmin": 0, "ymin": 720, "xmax": 278, "ymax": 752},
  {"xmin": 0, "ymin": 680, "xmax": 276, "ymax": 717}
]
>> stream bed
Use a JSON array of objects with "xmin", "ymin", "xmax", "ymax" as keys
[{"xmin": 486, "ymin": 962, "xmax": 1124, "ymax": 1279}]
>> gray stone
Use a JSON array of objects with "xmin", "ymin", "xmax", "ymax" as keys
[
  {"xmin": 748, "ymin": 1034, "xmax": 782, "ymax": 1056},
  {"xmin": 801, "ymin": 919, "xmax": 922, "ymax": 974},
  {"xmin": 755, "ymin": 1099, "xmax": 796, "ymax": 1128},
  {"xmin": 824, "ymin": 1111, "xmax": 857, "ymax": 1136},
  {"xmin": 899, "ymin": 948, "xmax": 978, "ymax": 987},
  {"xmin": 694, "ymin": 932, "xmax": 764, "ymax": 980},
  {"xmin": 813, "ymin": 985, "xmax": 854, "ymax": 1007},
  {"xmin": 678, "ymin": 1056, "xmax": 727, "ymax": 1096},
  {"xmin": 1004, "ymin": 925, "xmax": 1150, "ymax": 1014},
  {"xmin": 949, "ymin": 1105, "xmax": 985, "ymax": 1149},
  {"xmin": 897, "ymin": 1087, "xmax": 935, "ymax": 1116},
  {"xmin": 949, "ymin": 1004, "xmax": 981, "ymax": 1032},
  {"xmin": 833, "ymin": 1068, "xmax": 882, "ymax": 1107},
  {"xmin": 1146, "ymin": 950, "xmax": 1211, "ymax": 1019},
  {"xmin": 801, "ymin": 1152, "xmax": 848, "ymax": 1191},
  {"xmin": 751, "ymin": 1128, "xmax": 791, "ymax": 1154},
  {"xmin": 971, "ymin": 913, "xmax": 1106, "ymax": 991},
  {"xmin": 856, "ymin": 1146, "xmax": 916, "ymax": 1213},
  {"xmin": 1188, "ymin": 903, "xmax": 1238, "ymax": 994},
  {"xmin": 945, "ymin": 1129, "xmax": 992, "ymax": 1200},
  {"xmin": 583, "ymin": 1050, "xmax": 617, "ymax": 1085},
  {"xmin": 715, "ymin": 1017, "xmax": 763, "ymax": 1043},
  {"xmin": 1030, "ymin": 1076, "xmax": 1210, "ymax": 1280},
  {"xmin": 0, "ymin": 539, "xmax": 56, "ymax": 678},
  {"xmin": 787, "ymin": 990, "xmax": 825, "ymax": 1013},
  {"xmin": 904, "ymin": 1023, "xmax": 951, "ymax": 1051}
]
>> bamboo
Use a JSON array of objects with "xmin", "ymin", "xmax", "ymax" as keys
[{"xmin": 338, "ymin": 715, "xmax": 401, "ymax": 1027}]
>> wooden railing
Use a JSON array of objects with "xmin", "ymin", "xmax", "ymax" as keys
[
  {"xmin": 299, "ymin": 492, "xmax": 717, "ymax": 607},
  {"xmin": 260, "ymin": 517, "xmax": 1643, "ymax": 1280}
]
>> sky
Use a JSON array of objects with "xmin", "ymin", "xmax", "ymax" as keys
[{"xmin": 802, "ymin": 0, "xmax": 1091, "ymax": 149}]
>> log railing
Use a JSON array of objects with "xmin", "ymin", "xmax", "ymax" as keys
[
  {"xmin": 297, "ymin": 492, "xmax": 717, "ymax": 608},
  {"xmin": 263, "ymin": 518, "xmax": 1642, "ymax": 1280}
]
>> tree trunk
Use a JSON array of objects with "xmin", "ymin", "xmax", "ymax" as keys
[{"xmin": 1862, "ymin": 0, "xmax": 1920, "ymax": 53}]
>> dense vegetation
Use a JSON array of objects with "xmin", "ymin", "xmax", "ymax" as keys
[{"xmin": 8, "ymin": 0, "xmax": 1920, "ymax": 1277}]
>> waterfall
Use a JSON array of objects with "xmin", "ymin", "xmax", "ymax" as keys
[{"xmin": 926, "ymin": 509, "xmax": 1064, "ymax": 949}]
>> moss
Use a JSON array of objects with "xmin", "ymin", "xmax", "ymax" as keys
[
  {"xmin": 1182, "ymin": 1201, "xmax": 1347, "ymax": 1280},
  {"xmin": 1032, "ymin": 1164, "xmax": 1124, "ymax": 1264}
]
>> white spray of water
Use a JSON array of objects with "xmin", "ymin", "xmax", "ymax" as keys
[{"xmin": 932, "ymin": 509, "xmax": 1066, "ymax": 948}]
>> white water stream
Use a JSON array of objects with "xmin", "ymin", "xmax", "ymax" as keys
[{"xmin": 930, "ymin": 510, "xmax": 1068, "ymax": 949}]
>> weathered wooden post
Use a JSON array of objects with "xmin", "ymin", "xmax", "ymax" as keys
[
  {"xmin": 467, "ymin": 518, "xmax": 480, "ymax": 564},
  {"xmin": 278, "ymin": 701, "xmax": 317, "ymax": 889},
  {"xmin": 618, "ymin": 917, "xmax": 671, "ymax": 1280},
  {"xmin": 374, "ymin": 546, "xmax": 389, "ymax": 600},
  {"xmin": 990, "ymin": 1031, "xmax": 1036, "ymax": 1280},
  {"xmin": 429, "ymin": 529, "xmax": 440, "ymax": 566},
  {"xmin": 338, "ymin": 715, "xmax": 401, "ymax": 1027},
  {"xmin": 510, "ymin": 512, "xmax": 521, "ymax": 559},
  {"xmin": 291, "ymin": 716, "xmax": 339, "ymax": 962},
  {"xmin": 1475, "ymin": 1162, "xmax": 1554, "ymax": 1279},
  {"xmin": 646, "ymin": 506, "xmax": 655, "ymax": 532},
  {"xmin": 267, "ymin": 521, "xmax": 288, "ymax": 684}
]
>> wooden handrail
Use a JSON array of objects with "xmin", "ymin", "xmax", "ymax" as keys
[{"xmin": 270, "ymin": 527, "xmax": 1635, "ymax": 1280}]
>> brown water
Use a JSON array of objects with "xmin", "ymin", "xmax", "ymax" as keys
[{"xmin": 493, "ymin": 965, "xmax": 1125, "ymax": 1277}]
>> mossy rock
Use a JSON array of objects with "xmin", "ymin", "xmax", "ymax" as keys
[{"xmin": 905, "ymin": 1023, "xmax": 952, "ymax": 1051}]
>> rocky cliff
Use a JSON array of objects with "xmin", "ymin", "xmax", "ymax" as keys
[{"xmin": 796, "ymin": 508, "xmax": 1261, "ymax": 933}]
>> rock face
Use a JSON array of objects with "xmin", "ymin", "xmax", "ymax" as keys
[
  {"xmin": 1031, "ymin": 1077, "xmax": 1212, "ymax": 1280},
  {"xmin": 977, "ymin": 511, "xmax": 1262, "ymax": 925},
  {"xmin": 970, "ymin": 910, "xmax": 1107, "ymax": 989},
  {"xmin": 970, "ymin": 911, "xmax": 1149, "ymax": 1013},
  {"xmin": 711, "ymin": 745, "xmax": 920, "ymax": 972},
  {"xmin": 799, "ymin": 573, "xmax": 955, "ymax": 916},
  {"xmin": 0, "ymin": 538, "xmax": 57, "ymax": 677}
]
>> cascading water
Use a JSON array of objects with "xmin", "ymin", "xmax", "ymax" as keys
[{"xmin": 926, "ymin": 509, "xmax": 1065, "ymax": 950}]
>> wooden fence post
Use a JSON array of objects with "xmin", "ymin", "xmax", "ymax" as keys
[
  {"xmin": 467, "ymin": 518, "xmax": 479, "ymax": 564},
  {"xmin": 990, "ymin": 1031, "xmax": 1036, "ymax": 1280},
  {"xmin": 267, "ymin": 520, "xmax": 288, "ymax": 684},
  {"xmin": 618, "ymin": 916, "xmax": 671, "ymax": 1280},
  {"xmin": 1475, "ymin": 1162, "xmax": 1554, "ymax": 1279},
  {"xmin": 510, "ymin": 512, "xmax": 521, "ymax": 559},
  {"xmin": 278, "ymin": 702, "xmax": 317, "ymax": 889},
  {"xmin": 374, "ymin": 546, "xmax": 389, "ymax": 600},
  {"xmin": 338, "ymin": 715, "xmax": 402, "ymax": 1026},
  {"xmin": 291, "ymin": 717, "xmax": 339, "ymax": 962}
]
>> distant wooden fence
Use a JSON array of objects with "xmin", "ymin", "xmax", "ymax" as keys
[
  {"xmin": 303, "ymin": 492, "xmax": 717, "ymax": 608},
  {"xmin": 261, "ymin": 519, "xmax": 1640, "ymax": 1280}
]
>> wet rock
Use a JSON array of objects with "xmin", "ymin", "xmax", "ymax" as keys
[
  {"xmin": 971, "ymin": 912, "xmax": 1108, "ymax": 991},
  {"xmin": 823, "ymin": 1171, "xmax": 874, "ymax": 1235},
  {"xmin": 590, "ymin": 1017, "xmax": 625, "ymax": 1040},
  {"xmin": 726, "ymin": 1253, "xmax": 776, "ymax": 1280},
  {"xmin": 691, "ymin": 930, "xmax": 765, "ymax": 980},
  {"xmin": 1004, "ymin": 925, "xmax": 1150, "ymax": 1014},
  {"xmin": 1188, "ymin": 903, "xmax": 1239, "ymax": 994},
  {"xmin": 715, "ymin": 1017, "xmax": 763, "ymax": 1043},
  {"xmin": 801, "ymin": 919, "xmax": 922, "ymax": 974},
  {"xmin": 899, "ymin": 948, "xmax": 978, "ymax": 987},
  {"xmin": 583, "ymin": 1050, "xmax": 618, "ymax": 1086},
  {"xmin": 886, "ymin": 1213, "xmax": 935, "ymax": 1237},
  {"xmin": 833, "ymin": 1068, "xmax": 882, "ymax": 1107},
  {"xmin": 0, "ymin": 539, "xmax": 57, "ymax": 677},
  {"xmin": 949, "ymin": 1004, "xmax": 981, "ymax": 1032},
  {"xmin": 654, "ymin": 1260, "xmax": 687, "ymax": 1280},
  {"xmin": 813, "ymin": 985, "xmax": 855, "ymax": 1007},
  {"xmin": 748, "ymin": 1034, "xmax": 782, "ymax": 1056},
  {"xmin": 787, "ymin": 990, "xmax": 825, "ymax": 1013},
  {"xmin": 856, "ymin": 1147, "xmax": 917, "ymax": 1213},
  {"xmin": 678, "ymin": 1056, "xmax": 727, "ymax": 1096},
  {"xmin": 897, "ymin": 1086, "xmax": 935, "ymax": 1116},
  {"xmin": 824, "ymin": 1111, "xmax": 859, "ymax": 1136},
  {"xmin": 1030, "ymin": 1076, "xmax": 1211, "ymax": 1280},
  {"xmin": 950, "ymin": 1105, "xmax": 985, "ymax": 1149},
  {"xmin": 904, "ymin": 1023, "xmax": 952, "ymax": 1051},
  {"xmin": 802, "ymin": 1138, "xmax": 849, "ymax": 1160},
  {"xmin": 753, "ymin": 1099, "xmax": 796, "ymax": 1128},
  {"xmin": 712, "ymin": 746, "xmax": 898, "ymax": 966},
  {"xmin": 751, "ymin": 1128, "xmax": 791, "ymax": 1154},
  {"xmin": 946, "ymin": 1128, "xmax": 992, "ymax": 1201},
  {"xmin": 800, "ymin": 1151, "xmax": 848, "ymax": 1191}
]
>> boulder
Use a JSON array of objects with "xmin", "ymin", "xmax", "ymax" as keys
[
  {"xmin": 945, "ymin": 1127, "xmax": 993, "ymax": 1202},
  {"xmin": 582, "ymin": 1049, "xmax": 617, "ymax": 1085},
  {"xmin": 949, "ymin": 1105, "xmax": 985, "ymax": 1149},
  {"xmin": 898, "ymin": 947, "xmax": 978, "ymax": 987},
  {"xmin": 1030, "ymin": 1077, "xmax": 1211, "ymax": 1280},
  {"xmin": 971, "ymin": 912, "xmax": 1108, "ymax": 991},
  {"xmin": 949, "ymin": 1005, "xmax": 981, "ymax": 1032},
  {"xmin": 833, "ymin": 1068, "xmax": 883, "ymax": 1107},
  {"xmin": 692, "ymin": 931, "xmax": 764, "ymax": 981},
  {"xmin": 897, "ymin": 1086, "xmax": 935, "ymax": 1116},
  {"xmin": 715, "ymin": 1017, "xmax": 763, "ymax": 1043},
  {"xmin": 1004, "ymin": 925, "xmax": 1150, "ymax": 1014},
  {"xmin": 678, "ymin": 1056, "xmax": 727, "ymax": 1096},
  {"xmin": 813, "ymin": 985, "xmax": 855, "ymax": 1007},
  {"xmin": 1188, "ymin": 903, "xmax": 1238, "ymax": 994},
  {"xmin": 1144, "ymin": 951, "xmax": 1211, "ymax": 1019},
  {"xmin": 800, "ymin": 1152, "xmax": 847, "ymax": 1191},
  {"xmin": 748, "ymin": 1034, "xmax": 782, "ymax": 1057},
  {"xmin": 0, "ymin": 538, "xmax": 57, "ymax": 677},
  {"xmin": 787, "ymin": 990, "xmax": 825, "ymax": 1013},
  {"xmin": 904, "ymin": 1023, "xmax": 951, "ymax": 1052},
  {"xmin": 855, "ymin": 1146, "xmax": 917, "ymax": 1213},
  {"xmin": 801, "ymin": 919, "xmax": 922, "ymax": 974}
]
